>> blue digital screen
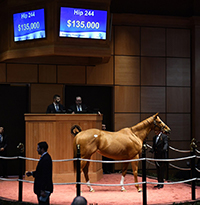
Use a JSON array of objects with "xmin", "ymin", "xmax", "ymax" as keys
[
  {"xmin": 13, "ymin": 9, "xmax": 46, "ymax": 42},
  {"xmin": 59, "ymin": 7, "xmax": 107, "ymax": 40}
]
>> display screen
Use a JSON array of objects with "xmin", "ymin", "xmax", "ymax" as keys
[
  {"xmin": 13, "ymin": 8, "xmax": 46, "ymax": 42},
  {"xmin": 59, "ymin": 7, "xmax": 107, "ymax": 40}
]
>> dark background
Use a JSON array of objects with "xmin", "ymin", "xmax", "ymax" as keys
[{"xmin": 0, "ymin": 84, "xmax": 28, "ymax": 176}]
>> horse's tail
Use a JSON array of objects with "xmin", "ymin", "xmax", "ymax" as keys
[
  {"xmin": 73, "ymin": 136, "xmax": 77, "ymax": 173},
  {"xmin": 72, "ymin": 125, "xmax": 82, "ymax": 173},
  {"xmin": 71, "ymin": 125, "xmax": 82, "ymax": 136}
]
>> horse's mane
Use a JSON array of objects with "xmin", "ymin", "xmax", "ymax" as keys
[{"xmin": 130, "ymin": 115, "xmax": 154, "ymax": 142}]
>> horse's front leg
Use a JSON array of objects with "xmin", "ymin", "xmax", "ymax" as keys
[
  {"xmin": 120, "ymin": 162, "xmax": 129, "ymax": 192},
  {"xmin": 131, "ymin": 155, "xmax": 142, "ymax": 192},
  {"xmin": 82, "ymin": 161, "xmax": 94, "ymax": 192}
]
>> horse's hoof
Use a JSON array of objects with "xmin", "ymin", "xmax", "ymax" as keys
[
  {"xmin": 138, "ymin": 188, "xmax": 142, "ymax": 192},
  {"xmin": 121, "ymin": 189, "xmax": 127, "ymax": 192},
  {"xmin": 90, "ymin": 189, "xmax": 95, "ymax": 192}
]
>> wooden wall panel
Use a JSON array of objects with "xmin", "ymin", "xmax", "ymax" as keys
[
  {"xmin": 114, "ymin": 113, "xmax": 140, "ymax": 131},
  {"xmin": 115, "ymin": 56, "xmax": 140, "ymax": 85},
  {"xmin": 167, "ymin": 29, "xmax": 190, "ymax": 57},
  {"xmin": 115, "ymin": 86, "xmax": 140, "ymax": 112},
  {"xmin": 141, "ymin": 87, "xmax": 165, "ymax": 112},
  {"xmin": 167, "ymin": 114, "xmax": 190, "ymax": 141},
  {"xmin": 0, "ymin": 63, "xmax": 6, "ymax": 82},
  {"xmin": 115, "ymin": 26, "xmax": 140, "ymax": 55},
  {"xmin": 87, "ymin": 56, "xmax": 113, "ymax": 85},
  {"xmin": 167, "ymin": 58, "xmax": 190, "ymax": 86},
  {"xmin": 39, "ymin": 65, "xmax": 56, "ymax": 83},
  {"xmin": 141, "ymin": 57, "xmax": 165, "ymax": 86},
  {"xmin": 167, "ymin": 87, "xmax": 190, "ymax": 112},
  {"xmin": 110, "ymin": 28, "xmax": 114, "ymax": 56},
  {"xmin": 7, "ymin": 64, "xmax": 38, "ymax": 83},
  {"xmin": 57, "ymin": 65, "xmax": 86, "ymax": 84},
  {"xmin": 141, "ymin": 27, "xmax": 165, "ymax": 56},
  {"xmin": 30, "ymin": 84, "xmax": 64, "ymax": 113}
]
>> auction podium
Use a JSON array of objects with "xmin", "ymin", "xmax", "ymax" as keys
[{"xmin": 24, "ymin": 114, "xmax": 103, "ymax": 183}]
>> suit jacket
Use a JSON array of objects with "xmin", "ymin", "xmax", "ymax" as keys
[
  {"xmin": 0, "ymin": 134, "xmax": 8, "ymax": 156},
  {"xmin": 151, "ymin": 133, "xmax": 168, "ymax": 159},
  {"xmin": 32, "ymin": 153, "xmax": 53, "ymax": 195},
  {"xmin": 68, "ymin": 104, "xmax": 88, "ymax": 113},
  {"xmin": 46, "ymin": 103, "xmax": 65, "ymax": 113}
]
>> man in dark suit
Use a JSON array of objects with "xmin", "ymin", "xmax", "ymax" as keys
[
  {"xmin": 0, "ymin": 127, "xmax": 8, "ymax": 177},
  {"xmin": 26, "ymin": 141, "xmax": 53, "ymax": 205},
  {"xmin": 46, "ymin": 94, "xmax": 65, "ymax": 113},
  {"xmin": 150, "ymin": 126, "xmax": 168, "ymax": 189},
  {"xmin": 68, "ymin": 96, "xmax": 88, "ymax": 113}
]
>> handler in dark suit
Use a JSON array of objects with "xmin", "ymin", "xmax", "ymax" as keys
[
  {"xmin": 26, "ymin": 141, "xmax": 53, "ymax": 205},
  {"xmin": 150, "ymin": 126, "xmax": 168, "ymax": 189},
  {"xmin": 46, "ymin": 94, "xmax": 65, "ymax": 113},
  {"xmin": 0, "ymin": 127, "xmax": 8, "ymax": 177}
]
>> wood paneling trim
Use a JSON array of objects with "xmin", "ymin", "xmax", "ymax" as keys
[
  {"xmin": 7, "ymin": 64, "xmax": 38, "ymax": 83},
  {"xmin": 0, "ymin": 63, "xmax": 6, "ymax": 82},
  {"xmin": 115, "ymin": 56, "xmax": 140, "ymax": 85},
  {"xmin": 57, "ymin": 65, "xmax": 86, "ymax": 84},
  {"xmin": 141, "ymin": 87, "xmax": 165, "ymax": 112},
  {"xmin": 115, "ymin": 86, "xmax": 140, "ymax": 112},
  {"xmin": 141, "ymin": 27, "xmax": 165, "ymax": 56},
  {"xmin": 39, "ymin": 65, "xmax": 56, "ymax": 83},
  {"xmin": 167, "ymin": 28, "xmax": 190, "ymax": 57},
  {"xmin": 87, "ymin": 56, "xmax": 113, "ymax": 85},
  {"xmin": 113, "ymin": 14, "xmax": 191, "ymax": 28},
  {"xmin": 115, "ymin": 26, "xmax": 140, "ymax": 55}
]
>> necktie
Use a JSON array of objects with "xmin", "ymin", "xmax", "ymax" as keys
[
  {"xmin": 0, "ymin": 134, "xmax": 2, "ymax": 142},
  {"xmin": 156, "ymin": 133, "xmax": 161, "ymax": 144},
  {"xmin": 56, "ymin": 105, "xmax": 59, "ymax": 111},
  {"xmin": 156, "ymin": 136, "xmax": 159, "ymax": 144}
]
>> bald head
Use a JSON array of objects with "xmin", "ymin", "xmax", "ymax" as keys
[{"xmin": 71, "ymin": 196, "xmax": 87, "ymax": 205}]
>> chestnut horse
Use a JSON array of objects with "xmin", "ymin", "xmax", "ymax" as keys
[{"xmin": 73, "ymin": 113, "xmax": 171, "ymax": 192}]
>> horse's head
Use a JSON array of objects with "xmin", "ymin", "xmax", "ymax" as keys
[{"xmin": 153, "ymin": 113, "xmax": 171, "ymax": 134}]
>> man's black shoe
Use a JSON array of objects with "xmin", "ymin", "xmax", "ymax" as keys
[{"xmin": 154, "ymin": 185, "xmax": 163, "ymax": 188}]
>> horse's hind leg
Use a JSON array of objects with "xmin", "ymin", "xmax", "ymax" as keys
[
  {"xmin": 82, "ymin": 161, "xmax": 94, "ymax": 192},
  {"xmin": 131, "ymin": 155, "xmax": 142, "ymax": 192},
  {"xmin": 120, "ymin": 162, "xmax": 129, "ymax": 192}
]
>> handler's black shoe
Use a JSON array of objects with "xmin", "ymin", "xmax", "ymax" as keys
[{"xmin": 154, "ymin": 185, "xmax": 163, "ymax": 188}]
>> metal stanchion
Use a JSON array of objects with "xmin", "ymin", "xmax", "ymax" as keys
[
  {"xmin": 190, "ymin": 138, "xmax": 197, "ymax": 200},
  {"xmin": 142, "ymin": 143, "xmax": 147, "ymax": 205},
  {"xmin": 76, "ymin": 144, "xmax": 81, "ymax": 196},
  {"xmin": 17, "ymin": 143, "xmax": 24, "ymax": 202}
]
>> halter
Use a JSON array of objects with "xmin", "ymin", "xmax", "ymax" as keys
[{"xmin": 153, "ymin": 119, "xmax": 166, "ymax": 131}]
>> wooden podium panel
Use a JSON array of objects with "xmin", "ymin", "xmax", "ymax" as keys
[{"xmin": 24, "ymin": 114, "xmax": 103, "ymax": 183}]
